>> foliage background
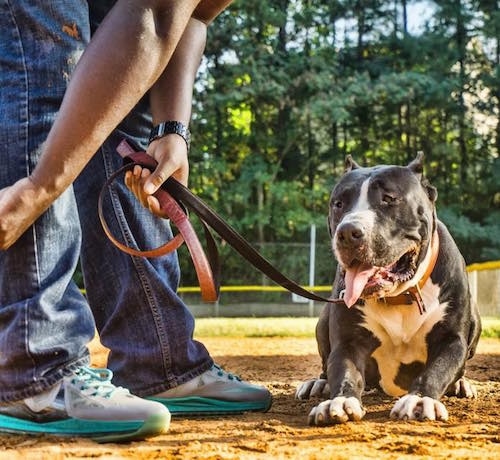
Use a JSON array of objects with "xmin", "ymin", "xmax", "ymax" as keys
[
  {"xmin": 172, "ymin": 0, "xmax": 500, "ymax": 289},
  {"xmin": 73, "ymin": 1, "xmax": 500, "ymax": 292}
]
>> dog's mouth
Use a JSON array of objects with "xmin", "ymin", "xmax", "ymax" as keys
[{"xmin": 343, "ymin": 248, "xmax": 418, "ymax": 307}]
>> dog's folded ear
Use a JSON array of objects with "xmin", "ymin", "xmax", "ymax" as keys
[
  {"xmin": 407, "ymin": 151, "xmax": 425, "ymax": 176},
  {"xmin": 424, "ymin": 179, "xmax": 438, "ymax": 202},
  {"xmin": 345, "ymin": 155, "xmax": 361, "ymax": 172},
  {"xmin": 407, "ymin": 151, "xmax": 438, "ymax": 202}
]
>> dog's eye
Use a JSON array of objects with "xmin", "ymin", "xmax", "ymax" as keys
[
  {"xmin": 382, "ymin": 193, "xmax": 397, "ymax": 205},
  {"xmin": 333, "ymin": 200, "xmax": 343, "ymax": 209}
]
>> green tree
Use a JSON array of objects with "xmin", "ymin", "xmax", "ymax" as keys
[{"xmin": 181, "ymin": 0, "xmax": 499, "ymax": 290}]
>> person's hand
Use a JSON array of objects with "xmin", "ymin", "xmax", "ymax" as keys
[
  {"xmin": 0, "ymin": 177, "xmax": 52, "ymax": 250},
  {"xmin": 124, "ymin": 134, "xmax": 189, "ymax": 218}
]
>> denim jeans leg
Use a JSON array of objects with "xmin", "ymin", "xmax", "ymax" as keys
[
  {"xmin": 0, "ymin": 0, "xmax": 95, "ymax": 402},
  {"xmin": 74, "ymin": 110, "xmax": 213, "ymax": 397}
]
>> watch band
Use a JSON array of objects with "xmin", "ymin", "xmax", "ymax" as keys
[{"xmin": 149, "ymin": 121, "xmax": 191, "ymax": 150}]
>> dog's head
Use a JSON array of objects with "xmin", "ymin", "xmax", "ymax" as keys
[{"xmin": 328, "ymin": 153, "xmax": 437, "ymax": 307}]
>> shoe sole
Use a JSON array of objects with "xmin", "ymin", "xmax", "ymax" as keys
[
  {"xmin": 149, "ymin": 395, "xmax": 272, "ymax": 416},
  {"xmin": 0, "ymin": 412, "xmax": 170, "ymax": 443}
]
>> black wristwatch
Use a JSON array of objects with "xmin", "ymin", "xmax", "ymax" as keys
[{"xmin": 149, "ymin": 121, "xmax": 191, "ymax": 150}]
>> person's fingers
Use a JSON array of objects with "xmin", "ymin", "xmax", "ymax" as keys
[
  {"xmin": 144, "ymin": 136, "xmax": 189, "ymax": 192},
  {"xmin": 144, "ymin": 167, "xmax": 169, "ymax": 194},
  {"xmin": 0, "ymin": 178, "xmax": 50, "ymax": 249},
  {"xmin": 124, "ymin": 135, "xmax": 189, "ymax": 216},
  {"xmin": 146, "ymin": 195, "xmax": 168, "ymax": 218},
  {"xmin": 125, "ymin": 165, "xmax": 154, "ymax": 208}
]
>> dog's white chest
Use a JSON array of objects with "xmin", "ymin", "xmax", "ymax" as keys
[{"xmin": 359, "ymin": 281, "xmax": 447, "ymax": 396}]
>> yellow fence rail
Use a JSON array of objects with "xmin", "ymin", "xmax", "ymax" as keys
[
  {"xmin": 466, "ymin": 260, "xmax": 500, "ymax": 272},
  {"xmin": 178, "ymin": 285, "xmax": 331, "ymax": 294}
]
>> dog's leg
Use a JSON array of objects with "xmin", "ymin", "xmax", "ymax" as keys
[
  {"xmin": 308, "ymin": 346, "xmax": 367, "ymax": 425},
  {"xmin": 391, "ymin": 241, "xmax": 481, "ymax": 422},
  {"xmin": 390, "ymin": 332, "xmax": 471, "ymax": 421},
  {"xmin": 446, "ymin": 375, "xmax": 477, "ymax": 398},
  {"xmin": 444, "ymin": 312, "xmax": 481, "ymax": 400},
  {"xmin": 306, "ymin": 296, "xmax": 378, "ymax": 425},
  {"xmin": 295, "ymin": 303, "xmax": 331, "ymax": 400},
  {"xmin": 295, "ymin": 267, "xmax": 347, "ymax": 401}
]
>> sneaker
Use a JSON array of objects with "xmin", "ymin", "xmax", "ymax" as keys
[
  {"xmin": 0, "ymin": 366, "xmax": 170, "ymax": 443},
  {"xmin": 149, "ymin": 364, "xmax": 272, "ymax": 415}
]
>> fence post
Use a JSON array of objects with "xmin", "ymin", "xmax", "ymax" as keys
[
  {"xmin": 468, "ymin": 270, "xmax": 478, "ymax": 307},
  {"xmin": 308, "ymin": 224, "xmax": 316, "ymax": 317}
]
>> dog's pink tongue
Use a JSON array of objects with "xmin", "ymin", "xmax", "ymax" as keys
[{"xmin": 344, "ymin": 264, "xmax": 377, "ymax": 307}]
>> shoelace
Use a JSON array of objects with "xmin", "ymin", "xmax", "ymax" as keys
[
  {"xmin": 72, "ymin": 367, "xmax": 130, "ymax": 399},
  {"xmin": 213, "ymin": 364, "xmax": 241, "ymax": 382}
]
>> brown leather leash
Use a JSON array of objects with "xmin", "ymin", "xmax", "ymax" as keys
[{"xmin": 98, "ymin": 140, "xmax": 334, "ymax": 304}]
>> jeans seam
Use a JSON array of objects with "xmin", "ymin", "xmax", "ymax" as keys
[
  {"xmin": 7, "ymin": 0, "xmax": 30, "ymax": 161},
  {"xmin": 23, "ymin": 298, "xmax": 38, "ymax": 383},
  {"xmin": 102, "ymin": 148, "xmax": 171, "ymax": 378},
  {"xmin": 14, "ymin": 6, "xmax": 40, "ymax": 381}
]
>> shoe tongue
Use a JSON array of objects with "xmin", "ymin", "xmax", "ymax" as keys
[{"xmin": 344, "ymin": 263, "xmax": 377, "ymax": 307}]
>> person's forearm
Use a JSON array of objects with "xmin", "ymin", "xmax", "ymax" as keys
[
  {"xmin": 149, "ymin": 0, "xmax": 234, "ymax": 125},
  {"xmin": 138, "ymin": 0, "xmax": 234, "ymax": 193},
  {"xmin": 30, "ymin": 0, "xmax": 200, "ymax": 201},
  {"xmin": 149, "ymin": 18, "xmax": 207, "ymax": 127}
]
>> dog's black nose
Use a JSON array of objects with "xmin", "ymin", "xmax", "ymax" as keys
[{"xmin": 336, "ymin": 222, "xmax": 365, "ymax": 247}]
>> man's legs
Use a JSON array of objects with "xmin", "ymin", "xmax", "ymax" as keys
[
  {"xmin": 0, "ymin": 0, "xmax": 170, "ymax": 441},
  {"xmin": 76, "ymin": 118, "xmax": 272, "ymax": 415},
  {"xmin": 75, "ymin": 125, "xmax": 214, "ymax": 395},
  {"xmin": 76, "ymin": 0, "xmax": 212, "ymax": 380}
]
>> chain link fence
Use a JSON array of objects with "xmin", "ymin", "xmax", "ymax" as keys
[{"xmin": 178, "ymin": 241, "xmax": 500, "ymax": 318}]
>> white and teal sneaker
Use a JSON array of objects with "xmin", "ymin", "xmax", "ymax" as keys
[
  {"xmin": 149, "ymin": 364, "xmax": 272, "ymax": 415},
  {"xmin": 0, "ymin": 366, "xmax": 170, "ymax": 443}
]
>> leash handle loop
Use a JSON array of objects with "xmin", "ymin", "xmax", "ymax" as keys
[
  {"xmin": 98, "ymin": 150, "xmax": 219, "ymax": 302},
  {"xmin": 98, "ymin": 163, "xmax": 185, "ymax": 257}
]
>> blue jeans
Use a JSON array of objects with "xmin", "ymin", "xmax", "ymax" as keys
[{"xmin": 0, "ymin": 0, "xmax": 212, "ymax": 402}]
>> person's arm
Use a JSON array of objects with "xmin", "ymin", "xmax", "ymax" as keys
[
  {"xmin": 0, "ymin": 0, "xmax": 231, "ymax": 249},
  {"xmin": 126, "ymin": 1, "xmax": 233, "ymax": 215},
  {"xmin": 32, "ymin": 0, "xmax": 200, "ymax": 198}
]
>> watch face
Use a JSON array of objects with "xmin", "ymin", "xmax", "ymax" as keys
[{"xmin": 149, "ymin": 121, "xmax": 190, "ymax": 149}]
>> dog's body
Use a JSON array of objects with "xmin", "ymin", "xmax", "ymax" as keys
[{"xmin": 296, "ymin": 154, "xmax": 481, "ymax": 424}]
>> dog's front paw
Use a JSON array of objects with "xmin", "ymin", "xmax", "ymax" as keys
[
  {"xmin": 308, "ymin": 396, "xmax": 366, "ymax": 425},
  {"xmin": 295, "ymin": 378, "xmax": 329, "ymax": 400},
  {"xmin": 447, "ymin": 377, "xmax": 477, "ymax": 398},
  {"xmin": 390, "ymin": 394, "xmax": 448, "ymax": 421}
]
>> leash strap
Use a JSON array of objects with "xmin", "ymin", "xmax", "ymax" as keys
[{"xmin": 98, "ymin": 140, "xmax": 335, "ymax": 304}]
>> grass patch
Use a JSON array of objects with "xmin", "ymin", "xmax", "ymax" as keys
[
  {"xmin": 481, "ymin": 317, "xmax": 500, "ymax": 339},
  {"xmin": 194, "ymin": 316, "xmax": 500, "ymax": 338},
  {"xmin": 195, "ymin": 317, "xmax": 318, "ymax": 338}
]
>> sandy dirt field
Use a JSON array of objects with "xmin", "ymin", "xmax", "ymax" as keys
[{"xmin": 0, "ymin": 335, "xmax": 499, "ymax": 459}]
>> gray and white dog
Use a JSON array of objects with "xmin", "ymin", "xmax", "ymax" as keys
[{"xmin": 296, "ymin": 154, "xmax": 481, "ymax": 424}]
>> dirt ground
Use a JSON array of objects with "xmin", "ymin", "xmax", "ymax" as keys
[{"xmin": 0, "ymin": 335, "xmax": 499, "ymax": 459}]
